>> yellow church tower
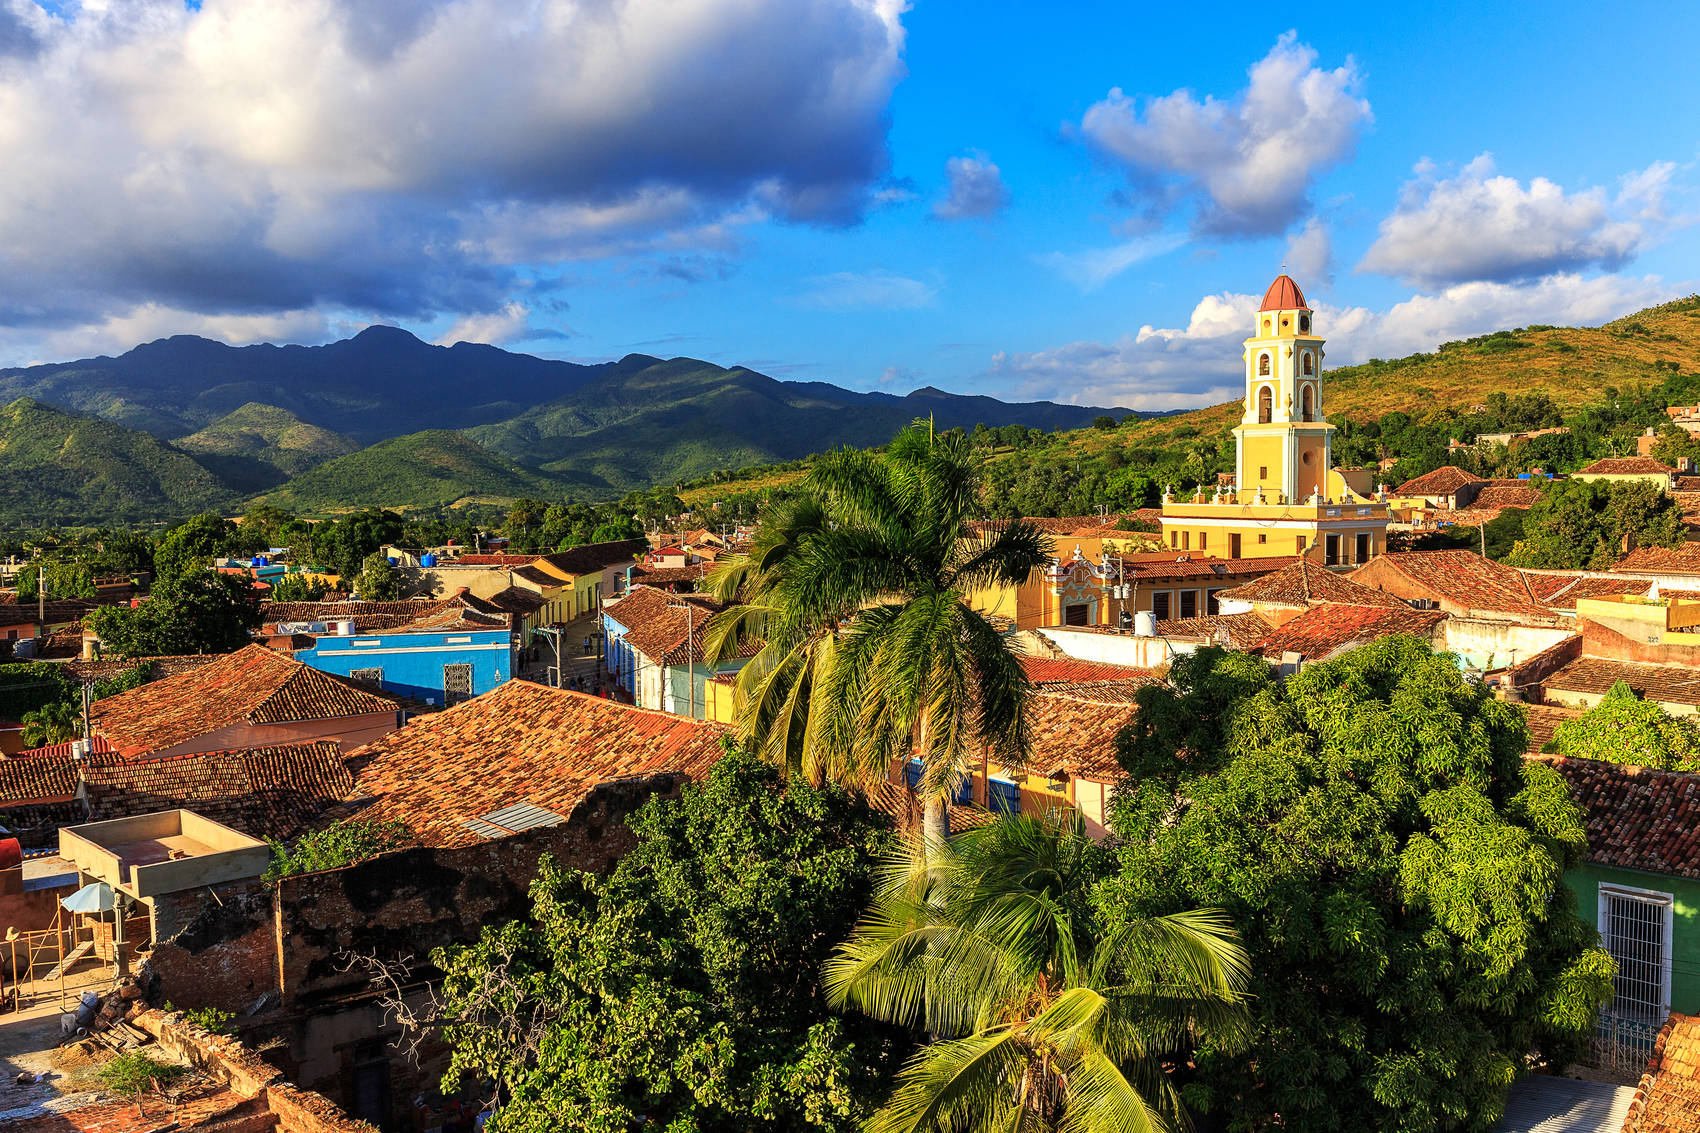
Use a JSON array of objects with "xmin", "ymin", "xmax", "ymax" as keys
[{"xmin": 1158, "ymin": 274, "xmax": 1388, "ymax": 565}]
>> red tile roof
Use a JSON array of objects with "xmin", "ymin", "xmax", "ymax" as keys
[
  {"xmin": 1253, "ymin": 604, "xmax": 1446, "ymax": 661},
  {"xmin": 0, "ymin": 751, "xmax": 80, "ymax": 805},
  {"xmin": 535, "ymin": 539, "xmax": 648, "ymax": 576},
  {"xmin": 1613, "ymin": 544, "xmax": 1700, "ymax": 575},
  {"xmin": 1543, "ymin": 657, "xmax": 1700, "ymax": 708},
  {"xmin": 442, "ymin": 553, "xmax": 535, "ymax": 566},
  {"xmin": 1523, "ymin": 573, "xmax": 1654, "ymax": 610},
  {"xmin": 1120, "ymin": 554, "xmax": 1299, "ymax": 582},
  {"xmin": 1217, "ymin": 558, "xmax": 1409, "ymax": 609},
  {"xmin": 82, "ymin": 742, "xmax": 355, "ymax": 840},
  {"xmin": 1624, "ymin": 1013, "xmax": 1700, "ymax": 1132},
  {"xmin": 1153, "ymin": 612, "xmax": 1274, "ymax": 646},
  {"xmin": 89, "ymin": 644, "xmax": 400, "ymax": 757},
  {"xmin": 1355, "ymin": 550, "xmax": 1551, "ymax": 618},
  {"xmin": 1019, "ymin": 657, "xmax": 1153, "ymax": 685},
  {"xmin": 1026, "ymin": 683, "xmax": 1148, "ymax": 779},
  {"xmin": 1470, "ymin": 484, "xmax": 1542, "ymax": 509},
  {"xmin": 1529, "ymin": 755, "xmax": 1700, "ymax": 878},
  {"xmin": 1576, "ymin": 456, "xmax": 1675, "ymax": 476},
  {"xmin": 350, "ymin": 680, "xmax": 729, "ymax": 848},
  {"xmin": 607, "ymin": 586, "xmax": 744, "ymax": 665},
  {"xmin": 630, "ymin": 563, "xmax": 711, "ymax": 586},
  {"xmin": 1395, "ymin": 466, "xmax": 1482, "ymax": 497},
  {"xmin": 1521, "ymin": 704, "xmax": 1582, "ymax": 753},
  {"xmin": 1259, "ymin": 273, "xmax": 1307, "ymax": 311},
  {"xmin": 15, "ymin": 735, "xmax": 116, "ymax": 760}
]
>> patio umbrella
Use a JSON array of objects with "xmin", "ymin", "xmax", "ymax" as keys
[{"xmin": 60, "ymin": 882, "xmax": 115, "ymax": 914}]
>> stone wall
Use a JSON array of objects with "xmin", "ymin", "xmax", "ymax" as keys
[{"xmin": 145, "ymin": 881, "xmax": 278, "ymax": 1014}]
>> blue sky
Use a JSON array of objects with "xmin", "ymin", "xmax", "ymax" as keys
[{"xmin": 0, "ymin": 0, "xmax": 1694, "ymax": 410}]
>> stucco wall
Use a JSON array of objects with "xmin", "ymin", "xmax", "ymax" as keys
[{"xmin": 1566, "ymin": 861, "xmax": 1700, "ymax": 1016}]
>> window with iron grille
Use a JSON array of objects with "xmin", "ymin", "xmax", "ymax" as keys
[
  {"xmin": 1599, "ymin": 884, "xmax": 1673, "ymax": 1025},
  {"xmin": 443, "ymin": 662, "xmax": 474, "ymax": 707},
  {"xmin": 349, "ymin": 667, "xmax": 383, "ymax": 686}
]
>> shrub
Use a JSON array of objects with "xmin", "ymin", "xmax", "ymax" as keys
[{"xmin": 265, "ymin": 819, "xmax": 414, "ymax": 882}]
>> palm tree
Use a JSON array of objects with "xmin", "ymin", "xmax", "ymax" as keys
[
  {"xmin": 705, "ymin": 424, "xmax": 1053, "ymax": 838},
  {"xmin": 826, "ymin": 814, "xmax": 1250, "ymax": 1133}
]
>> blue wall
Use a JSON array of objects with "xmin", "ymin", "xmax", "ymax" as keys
[
  {"xmin": 296, "ymin": 628, "xmax": 513, "ymax": 706},
  {"xmin": 603, "ymin": 611, "xmax": 639, "ymax": 697}
]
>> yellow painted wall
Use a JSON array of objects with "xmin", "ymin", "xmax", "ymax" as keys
[{"xmin": 1241, "ymin": 434, "xmax": 1285, "ymax": 494}]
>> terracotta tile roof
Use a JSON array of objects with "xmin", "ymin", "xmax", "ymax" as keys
[
  {"xmin": 1612, "ymin": 544, "xmax": 1700, "ymax": 575},
  {"xmin": 1543, "ymin": 657, "xmax": 1700, "ymax": 708},
  {"xmin": 509, "ymin": 564, "xmax": 561, "ymax": 587},
  {"xmin": 1470, "ymin": 484, "xmax": 1542, "ymax": 509},
  {"xmin": 15, "ymin": 735, "xmax": 116, "ymax": 760},
  {"xmin": 64, "ymin": 655, "xmax": 217, "ymax": 684},
  {"xmin": 1153, "ymin": 611, "xmax": 1274, "ymax": 645},
  {"xmin": 1020, "ymin": 657, "xmax": 1153, "ymax": 685},
  {"xmin": 1357, "ymin": 550, "xmax": 1551, "ymax": 618},
  {"xmin": 1677, "ymin": 476, "xmax": 1700, "ymax": 493},
  {"xmin": 442, "ymin": 553, "xmax": 535, "ymax": 566},
  {"xmin": 1395, "ymin": 465, "xmax": 1482, "ymax": 497},
  {"xmin": 0, "ymin": 751, "xmax": 80, "ymax": 804},
  {"xmin": 1014, "ymin": 515, "xmax": 1144, "ymax": 537},
  {"xmin": 866, "ymin": 781, "xmax": 997, "ymax": 832},
  {"xmin": 1253, "ymin": 604, "xmax": 1445, "ymax": 661},
  {"xmin": 1576, "ymin": 456, "xmax": 1675, "ymax": 476},
  {"xmin": 630, "ymin": 563, "xmax": 711, "ymax": 586},
  {"xmin": 1521, "ymin": 704, "xmax": 1582, "ymax": 753},
  {"xmin": 82, "ymin": 742, "xmax": 355, "ymax": 840},
  {"xmin": 482, "ymin": 586, "xmax": 548, "ymax": 614},
  {"xmin": 606, "ymin": 586, "xmax": 740, "ymax": 665},
  {"xmin": 1216, "ymin": 558, "xmax": 1408, "ymax": 609},
  {"xmin": 1523, "ymin": 573, "xmax": 1654, "ymax": 610},
  {"xmin": 350, "ymin": 680, "xmax": 728, "ymax": 848},
  {"xmin": 1026, "ymin": 683, "xmax": 1149, "ymax": 779},
  {"xmin": 265, "ymin": 599, "xmax": 442, "ymax": 632},
  {"xmin": 89, "ymin": 644, "xmax": 400, "ymax": 757},
  {"xmin": 535, "ymin": 539, "xmax": 648, "ymax": 577},
  {"xmin": 1624, "ymin": 1013, "xmax": 1700, "ymax": 1132},
  {"xmin": 1528, "ymin": 755, "xmax": 1700, "ymax": 878}
]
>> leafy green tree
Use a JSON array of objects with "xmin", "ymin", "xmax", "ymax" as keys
[
  {"xmin": 154, "ymin": 513, "xmax": 244, "ymax": 582},
  {"xmin": 1505, "ymin": 477, "xmax": 1681, "ymax": 569},
  {"xmin": 828, "ymin": 814, "xmax": 1249, "ymax": 1133},
  {"xmin": 1548, "ymin": 679, "xmax": 1700, "ymax": 769},
  {"xmin": 434, "ymin": 749, "xmax": 906, "ymax": 1133},
  {"xmin": 355, "ymin": 552, "xmax": 401, "ymax": 600},
  {"xmin": 1101, "ymin": 640, "xmax": 1614, "ymax": 1133},
  {"xmin": 264, "ymin": 818, "xmax": 414, "ymax": 881},
  {"xmin": 267, "ymin": 573, "xmax": 331, "ymax": 602},
  {"xmin": 86, "ymin": 573, "xmax": 261, "ymax": 657},
  {"xmin": 20, "ymin": 700, "xmax": 78, "ymax": 748},
  {"xmin": 0, "ymin": 663, "xmax": 76, "ymax": 720},
  {"xmin": 16, "ymin": 561, "xmax": 95, "ymax": 600},
  {"xmin": 707, "ymin": 425, "xmax": 1051, "ymax": 840},
  {"xmin": 1093, "ymin": 415, "xmax": 1117, "ymax": 430}
]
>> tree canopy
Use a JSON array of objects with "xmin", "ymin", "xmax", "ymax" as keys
[
  {"xmin": 1100, "ymin": 639, "xmax": 1613, "ymax": 1133},
  {"xmin": 828, "ymin": 814, "xmax": 1249, "ymax": 1133},
  {"xmin": 1548, "ymin": 679, "xmax": 1700, "ymax": 770},
  {"xmin": 1501, "ymin": 478, "xmax": 1679, "ymax": 570},
  {"xmin": 86, "ymin": 573, "xmax": 261, "ymax": 657},
  {"xmin": 434, "ymin": 749, "xmax": 907, "ymax": 1133}
]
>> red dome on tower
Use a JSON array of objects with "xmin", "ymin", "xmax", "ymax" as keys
[{"xmin": 1259, "ymin": 274, "xmax": 1308, "ymax": 312}]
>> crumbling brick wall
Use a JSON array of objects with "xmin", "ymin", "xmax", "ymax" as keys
[{"xmin": 145, "ymin": 881, "xmax": 278, "ymax": 1014}]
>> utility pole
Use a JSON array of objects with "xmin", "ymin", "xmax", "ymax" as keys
[
  {"xmin": 37, "ymin": 565, "xmax": 45, "ymax": 627},
  {"xmin": 80, "ymin": 681, "xmax": 93, "ymax": 755}
]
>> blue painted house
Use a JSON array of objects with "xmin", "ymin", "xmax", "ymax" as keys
[{"xmin": 294, "ymin": 625, "xmax": 514, "ymax": 707}]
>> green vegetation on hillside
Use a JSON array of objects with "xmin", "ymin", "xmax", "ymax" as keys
[
  {"xmin": 0, "ymin": 397, "xmax": 234, "ymax": 527},
  {"xmin": 176, "ymin": 402, "xmax": 357, "ymax": 492},
  {"xmin": 252, "ymin": 430, "xmax": 568, "ymax": 512}
]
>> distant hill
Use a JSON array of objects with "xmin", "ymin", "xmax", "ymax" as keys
[
  {"xmin": 0, "ymin": 398, "xmax": 234, "ymax": 526},
  {"xmin": 250, "ymin": 430, "xmax": 569, "ymax": 512},
  {"xmin": 175, "ymin": 403, "xmax": 358, "ymax": 493},
  {"xmin": 465, "ymin": 357, "xmax": 1130, "ymax": 495}
]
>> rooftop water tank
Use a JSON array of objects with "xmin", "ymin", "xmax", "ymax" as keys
[
  {"xmin": 1134, "ymin": 611, "xmax": 1157, "ymax": 637},
  {"xmin": 387, "ymin": 556, "xmax": 399, "ymax": 566},
  {"xmin": 253, "ymin": 555, "xmax": 269, "ymax": 567},
  {"xmin": 421, "ymin": 553, "xmax": 438, "ymax": 568}
]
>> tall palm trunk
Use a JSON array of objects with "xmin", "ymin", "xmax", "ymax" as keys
[{"xmin": 916, "ymin": 705, "xmax": 950, "ymax": 848}]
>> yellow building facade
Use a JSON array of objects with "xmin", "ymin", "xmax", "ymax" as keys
[{"xmin": 1159, "ymin": 274, "xmax": 1388, "ymax": 566}]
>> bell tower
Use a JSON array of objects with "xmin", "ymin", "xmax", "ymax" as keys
[{"xmin": 1236, "ymin": 274, "xmax": 1330, "ymax": 504}]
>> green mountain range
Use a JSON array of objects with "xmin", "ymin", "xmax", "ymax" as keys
[
  {"xmin": 0, "ymin": 397, "xmax": 234, "ymax": 526},
  {"xmin": 250, "ymin": 430, "xmax": 569, "ymax": 513},
  {"xmin": 174, "ymin": 403, "xmax": 359, "ymax": 493}
]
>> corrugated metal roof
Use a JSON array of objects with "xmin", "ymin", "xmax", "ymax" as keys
[{"xmin": 1494, "ymin": 1075, "xmax": 1632, "ymax": 1133}]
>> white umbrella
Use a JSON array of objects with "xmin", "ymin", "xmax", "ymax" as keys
[{"xmin": 60, "ymin": 882, "xmax": 115, "ymax": 914}]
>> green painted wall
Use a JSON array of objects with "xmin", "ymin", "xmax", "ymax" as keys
[{"xmin": 1565, "ymin": 862, "xmax": 1700, "ymax": 1015}]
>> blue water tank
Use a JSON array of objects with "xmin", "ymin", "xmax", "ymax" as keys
[
  {"xmin": 253, "ymin": 554, "xmax": 269, "ymax": 567},
  {"xmin": 421, "ymin": 553, "xmax": 438, "ymax": 568},
  {"xmin": 1517, "ymin": 473, "xmax": 1531, "ymax": 480},
  {"xmin": 387, "ymin": 557, "xmax": 399, "ymax": 566}
]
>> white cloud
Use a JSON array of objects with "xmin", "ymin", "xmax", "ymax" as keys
[
  {"xmin": 1358, "ymin": 155, "xmax": 1667, "ymax": 287},
  {"xmin": 1036, "ymin": 233, "xmax": 1187, "ymax": 290},
  {"xmin": 0, "ymin": 0, "xmax": 907, "ymax": 354},
  {"xmin": 791, "ymin": 270, "xmax": 939, "ymax": 311},
  {"xmin": 933, "ymin": 153, "xmax": 1010, "ymax": 220},
  {"xmin": 1079, "ymin": 31, "xmax": 1370, "ymax": 236},
  {"xmin": 985, "ymin": 272, "xmax": 1680, "ymax": 407},
  {"xmin": 435, "ymin": 302, "xmax": 567, "ymax": 347},
  {"xmin": 1284, "ymin": 217, "xmax": 1332, "ymax": 284},
  {"xmin": 6, "ymin": 305, "xmax": 337, "ymax": 366}
]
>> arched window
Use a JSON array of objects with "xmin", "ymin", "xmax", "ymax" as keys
[
  {"xmin": 1258, "ymin": 353, "xmax": 1271, "ymax": 376},
  {"xmin": 1258, "ymin": 385, "xmax": 1272, "ymax": 424},
  {"xmin": 1301, "ymin": 384, "xmax": 1314, "ymax": 422},
  {"xmin": 1302, "ymin": 351, "xmax": 1314, "ymax": 375}
]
